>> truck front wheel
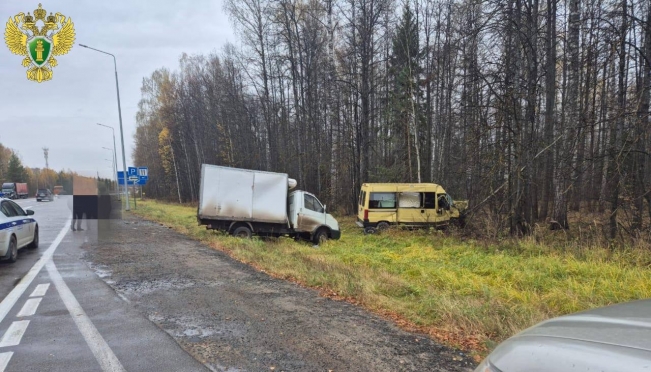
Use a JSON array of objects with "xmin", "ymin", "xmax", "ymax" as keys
[
  {"xmin": 313, "ymin": 228, "xmax": 329, "ymax": 245},
  {"xmin": 232, "ymin": 226, "xmax": 252, "ymax": 239}
]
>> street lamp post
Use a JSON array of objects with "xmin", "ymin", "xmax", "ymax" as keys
[
  {"xmin": 102, "ymin": 147, "xmax": 118, "ymax": 193},
  {"xmin": 81, "ymin": 44, "xmax": 130, "ymax": 211},
  {"xmin": 97, "ymin": 124, "xmax": 120, "ymax": 199}
]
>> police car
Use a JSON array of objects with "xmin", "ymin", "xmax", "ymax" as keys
[{"xmin": 0, "ymin": 198, "xmax": 38, "ymax": 263}]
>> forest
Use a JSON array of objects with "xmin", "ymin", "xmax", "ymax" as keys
[
  {"xmin": 133, "ymin": 0, "xmax": 651, "ymax": 239},
  {"xmin": 0, "ymin": 143, "xmax": 112, "ymax": 196}
]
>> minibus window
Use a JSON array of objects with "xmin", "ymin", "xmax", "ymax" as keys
[
  {"xmin": 424, "ymin": 193, "xmax": 436, "ymax": 208},
  {"xmin": 438, "ymin": 194, "xmax": 450, "ymax": 210},
  {"xmin": 369, "ymin": 192, "xmax": 395, "ymax": 209},
  {"xmin": 398, "ymin": 192, "xmax": 421, "ymax": 208},
  {"xmin": 446, "ymin": 194, "xmax": 454, "ymax": 207}
]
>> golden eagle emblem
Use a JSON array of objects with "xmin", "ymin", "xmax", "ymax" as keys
[{"xmin": 4, "ymin": 3, "xmax": 75, "ymax": 83}]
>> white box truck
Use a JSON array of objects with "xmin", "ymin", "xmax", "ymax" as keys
[{"xmin": 197, "ymin": 164, "xmax": 340, "ymax": 244}]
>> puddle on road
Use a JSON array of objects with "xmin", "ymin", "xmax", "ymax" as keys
[
  {"xmin": 113, "ymin": 277, "xmax": 225, "ymax": 296},
  {"xmin": 148, "ymin": 313, "xmax": 245, "ymax": 342},
  {"xmin": 149, "ymin": 313, "xmax": 216, "ymax": 338},
  {"xmin": 209, "ymin": 361, "xmax": 245, "ymax": 372},
  {"xmin": 86, "ymin": 258, "xmax": 224, "ymax": 298},
  {"xmin": 87, "ymin": 262, "xmax": 112, "ymax": 277},
  {"xmin": 118, "ymin": 277, "xmax": 197, "ymax": 294},
  {"xmin": 178, "ymin": 337, "xmax": 247, "ymax": 372},
  {"xmin": 87, "ymin": 263, "xmax": 116, "ymax": 285}
]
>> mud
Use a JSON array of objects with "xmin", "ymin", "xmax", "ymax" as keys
[
  {"xmin": 296, "ymin": 214, "xmax": 321, "ymax": 233},
  {"xmin": 82, "ymin": 215, "xmax": 475, "ymax": 372}
]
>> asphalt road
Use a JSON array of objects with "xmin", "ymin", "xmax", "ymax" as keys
[
  {"xmin": 0, "ymin": 196, "xmax": 474, "ymax": 372},
  {"xmin": 0, "ymin": 196, "xmax": 206, "ymax": 372}
]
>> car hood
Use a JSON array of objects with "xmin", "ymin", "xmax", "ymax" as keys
[
  {"xmin": 453, "ymin": 200, "xmax": 468, "ymax": 211},
  {"xmin": 326, "ymin": 213, "xmax": 339, "ymax": 231},
  {"xmin": 517, "ymin": 299, "xmax": 651, "ymax": 351},
  {"xmin": 488, "ymin": 300, "xmax": 651, "ymax": 372}
]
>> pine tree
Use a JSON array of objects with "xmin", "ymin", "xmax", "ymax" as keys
[
  {"xmin": 6, "ymin": 153, "xmax": 26, "ymax": 182},
  {"xmin": 390, "ymin": 3, "xmax": 422, "ymax": 182}
]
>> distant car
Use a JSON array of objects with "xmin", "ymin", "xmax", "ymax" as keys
[
  {"xmin": 475, "ymin": 299, "xmax": 651, "ymax": 372},
  {"xmin": 0, "ymin": 198, "xmax": 38, "ymax": 263},
  {"xmin": 36, "ymin": 188, "xmax": 54, "ymax": 202}
]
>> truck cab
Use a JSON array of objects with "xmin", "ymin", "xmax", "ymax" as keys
[
  {"xmin": 288, "ymin": 190, "xmax": 340, "ymax": 243},
  {"xmin": 2, "ymin": 183, "xmax": 28, "ymax": 199},
  {"xmin": 1, "ymin": 184, "xmax": 15, "ymax": 199}
]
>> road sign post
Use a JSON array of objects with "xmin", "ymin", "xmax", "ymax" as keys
[{"xmin": 118, "ymin": 167, "xmax": 149, "ymax": 210}]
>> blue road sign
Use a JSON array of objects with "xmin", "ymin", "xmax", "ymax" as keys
[
  {"xmin": 118, "ymin": 167, "xmax": 149, "ymax": 186},
  {"xmin": 117, "ymin": 171, "xmax": 135, "ymax": 186},
  {"xmin": 137, "ymin": 167, "xmax": 149, "ymax": 183}
]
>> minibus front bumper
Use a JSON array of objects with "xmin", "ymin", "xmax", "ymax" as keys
[{"xmin": 356, "ymin": 218, "xmax": 371, "ymax": 228}]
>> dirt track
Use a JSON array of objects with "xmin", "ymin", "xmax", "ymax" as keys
[{"xmin": 82, "ymin": 215, "xmax": 475, "ymax": 372}]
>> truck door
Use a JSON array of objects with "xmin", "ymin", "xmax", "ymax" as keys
[
  {"xmin": 288, "ymin": 192, "xmax": 298, "ymax": 228},
  {"xmin": 297, "ymin": 193, "xmax": 325, "ymax": 233}
]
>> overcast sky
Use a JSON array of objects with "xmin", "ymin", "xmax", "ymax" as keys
[{"xmin": 0, "ymin": 1, "xmax": 235, "ymax": 178}]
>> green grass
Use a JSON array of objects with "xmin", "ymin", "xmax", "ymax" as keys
[{"xmin": 130, "ymin": 199, "xmax": 651, "ymax": 356}]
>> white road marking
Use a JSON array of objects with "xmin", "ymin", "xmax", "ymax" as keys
[
  {"xmin": 16, "ymin": 298, "xmax": 42, "ymax": 317},
  {"xmin": 30, "ymin": 283, "xmax": 50, "ymax": 298},
  {"xmin": 0, "ymin": 352, "xmax": 13, "ymax": 372},
  {"xmin": 23, "ymin": 206, "xmax": 33, "ymax": 210},
  {"xmin": 0, "ymin": 321, "xmax": 30, "ymax": 347},
  {"xmin": 46, "ymin": 260, "xmax": 125, "ymax": 372},
  {"xmin": 116, "ymin": 293, "xmax": 131, "ymax": 304},
  {"xmin": 0, "ymin": 218, "xmax": 71, "ymax": 324}
]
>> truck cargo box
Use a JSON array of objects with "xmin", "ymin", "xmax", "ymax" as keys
[
  {"xmin": 16, "ymin": 183, "xmax": 28, "ymax": 196},
  {"xmin": 198, "ymin": 165, "xmax": 289, "ymax": 224}
]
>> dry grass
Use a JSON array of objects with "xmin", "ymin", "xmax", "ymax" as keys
[{"xmin": 130, "ymin": 199, "xmax": 651, "ymax": 357}]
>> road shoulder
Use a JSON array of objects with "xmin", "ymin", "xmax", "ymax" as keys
[{"xmin": 82, "ymin": 216, "xmax": 475, "ymax": 371}]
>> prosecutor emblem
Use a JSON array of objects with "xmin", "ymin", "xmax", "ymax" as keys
[{"xmin": 4, "ymin": 4, "xmax": 75, "ymax": 82}]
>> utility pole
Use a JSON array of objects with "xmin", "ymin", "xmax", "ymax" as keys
[{"xmin": 43, "ymin": 147, "xmax": 49, "ymax": 188}]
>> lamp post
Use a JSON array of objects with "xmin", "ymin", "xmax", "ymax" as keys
[
  {"xmin": 80, "ymin": 43, "xmax": 129, "ymax": 211},
  {"xmin": 97, "ymin": 124, "xmax": 120, "ymax": 199},
  {"xmin": 103, "ymin": 151, "xmax": 117, "ymax": 193}
]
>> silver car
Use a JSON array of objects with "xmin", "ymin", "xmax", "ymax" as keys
[{"xmin": 475, "ymin": 299, "xmax": 651, "ymax": 372}]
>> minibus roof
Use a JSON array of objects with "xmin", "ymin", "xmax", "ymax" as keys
[{"xmin": 361, "ymin": 183, "xmax": 446, "ymax": 193}]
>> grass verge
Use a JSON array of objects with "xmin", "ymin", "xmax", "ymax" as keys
[{"xmin": 130, "ymin": 199, "xmax": 651, "ymax": 358}]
